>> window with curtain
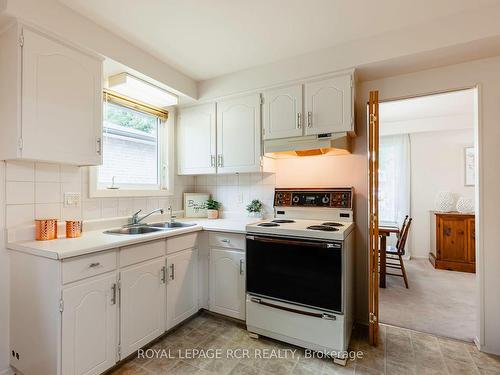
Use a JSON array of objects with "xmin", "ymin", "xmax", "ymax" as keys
[{"xmin": 379, "ymin": 134, "xmax": 411, "ymax": 226}]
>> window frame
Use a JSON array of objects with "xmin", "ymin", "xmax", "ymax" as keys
[{"xmin": 89, "ymin": 91, "xmax": 174, "ymax": 198}]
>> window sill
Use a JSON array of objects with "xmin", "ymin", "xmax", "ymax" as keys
[{"xmin": 88, "ymin": 188, "xmax": 174, "ymax": 198}]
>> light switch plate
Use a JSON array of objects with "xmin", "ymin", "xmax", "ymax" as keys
[{"xmin": 64, "ymin": 192, "xmax": 81, "ymax": 208}]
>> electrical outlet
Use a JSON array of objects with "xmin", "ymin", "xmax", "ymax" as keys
[{"xmin": 64, "ymin": 192, "xmax": 81, "ymax": 208}]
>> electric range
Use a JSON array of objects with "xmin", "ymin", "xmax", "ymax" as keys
[{"xmin": 245, "ymin": 187, "xmax": 355, "ymax": 362}]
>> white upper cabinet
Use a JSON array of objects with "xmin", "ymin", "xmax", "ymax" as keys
[
  {"xmin": 166, "ymin": 248, "xmax": 199, "ymax": 330},
  {"xmin": 216, "ymin": 94, "xmax": 262, "ymax": 174},
  {"xmin": 177, "ymin": 103, "xmax": 217, "ymax": 175},
  {"xmin": 61, "ymin": 274, "xmax": 118, "ymax": 375},
  {"xmin": 262, "ymin": 84, "xmax": 303, "ymax": 140},
  {"xmin": 304, "ymin": 74, "xmax": 353, "ymax": 135},
  {"xmin": 0, "ymin": 23, "xmax": 103, "ymax": 166},
  {"xmin": 120, "ymin": 258, "xmax": 166, "ymax": 358}
]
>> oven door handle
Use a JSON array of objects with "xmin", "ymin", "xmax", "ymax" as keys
[
  {"xmin": 246, "ymin": 235, "xmax": 341, "ymax": 249},
  {"xmin": 250, "ymin": 297, "xmax": 336, "ymax": 320}
]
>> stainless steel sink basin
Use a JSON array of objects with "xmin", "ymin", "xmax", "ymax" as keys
[
  {"xmin": 104, "ymin": 226, "xmax": 164, "ymax": 235},
  {"xmin": 148, "ymin": 222, "xmax": 197, "ymax": 229}
]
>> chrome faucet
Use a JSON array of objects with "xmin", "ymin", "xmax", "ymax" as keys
[
  {"xmin": 167, "ymin": 206, "xmax": 176, "ymax": 224},
  {"xmin": 128, "ymin": 208, "xmax": 164, "ymax": 226}
]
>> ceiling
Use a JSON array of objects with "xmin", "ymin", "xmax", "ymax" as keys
[
  {"xmin": 59, "ymin": 0, "xmax": 496, "ymax": 81},
  {"xmin": 379, "ymin": 89, "xmax": 475, "ymax": 135}
]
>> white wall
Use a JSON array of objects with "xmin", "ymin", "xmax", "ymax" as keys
[{"xmin": 409, "ymin": 129, "xmax": 475, "ymax": 258}]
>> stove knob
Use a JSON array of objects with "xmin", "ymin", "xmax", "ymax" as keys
[
  {"xmin": 322, "ymin": 196, "xmax": 330, "ymax": 204},
  {"xmin": 292, "ymin": 196, "xmax": 300, "ymax": 204}
]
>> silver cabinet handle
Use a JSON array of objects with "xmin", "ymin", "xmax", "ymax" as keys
[
  {"xmin": 307, "ymin": 112, "xmax": 312, "ymax": 128},
  {"xmin": 239, "ymin": 259, "xmax": 244, "ymax": 275},
  {"xmin": 96, "ymin": 137, "xmax": 102, "ymax": 155},
  {"xmin": 217, "ymin": 155, "xmax": 223, "ymax": 167},
  {"xmin": 221, "ymin": 238, "xmax": 230, "ymax": 243},
  {"xmin": 297, "ymin": 113, "xmax": 302, "ymax": 129},
  {"xmin": 161, "ymin": 266, "xmax": 166, "ymax": 284},
  {"xmin": 170, "ymin": 263, "xmax": 175, "ymax": 281},
  {"xmin": 111, "ymin": 283, "xmax": 117, "ymax": 305},
  {"xmin": 89, "ymin": 262, "xmax": 101, "ymax": 268}
]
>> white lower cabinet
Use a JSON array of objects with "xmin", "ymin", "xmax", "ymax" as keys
[
  {"xmin": 61, "ymin": 274, "xmax": 118, "ymax": 375},
  {"xmin": 209, "ymin": 248, "xmax": 246, "ymax": 320},
  {"xmin": 120, "ymin": 257, "xmax": 167, "ymax": 358},
  {"xmin": 166, "ymin": 248, "xmax": 199, "ymax": 329}
]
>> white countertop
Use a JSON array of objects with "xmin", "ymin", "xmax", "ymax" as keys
[{"xmin": 7, "ymin": 218, "xmax": 258, "ymax": 260}]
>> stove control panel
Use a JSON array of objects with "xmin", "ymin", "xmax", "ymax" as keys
[{"xmin": 274, "ymin": 188, "xmax": 352, "ymax": 209}]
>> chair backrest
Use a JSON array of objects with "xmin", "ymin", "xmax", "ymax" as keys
[
  {"xmin": 396, "ymin": 215, "xmax": 409, "ymax": 250},
  {"xmin": 396, "ymin": 217, "xmax": 412, "ymax": 255}
]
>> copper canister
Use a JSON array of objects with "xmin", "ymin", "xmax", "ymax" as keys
[
  {"xmin": 35, "ymin": 219, "xmax": 58, "ymax": 241},
  {"xmin": 66, "ymin": 221, "xmax": 83, "ymax": 238}
]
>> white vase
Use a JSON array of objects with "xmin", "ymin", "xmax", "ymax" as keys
[
  {"xmin": 456, "ymin": 197, "xmax": 474, "ymax": 213},
  {"xmin": 434, "ymin": 191, "xmax": 456, "ymax": 212}
]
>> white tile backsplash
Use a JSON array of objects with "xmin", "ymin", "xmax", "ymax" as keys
[
  {"xmin": 35, "ymin": 203, "xmax": 61, "ymax": 220},
  {"xmin": 35, "ymin": 182, "xmax": 61, "ymax": 204},
  {"xmin": 195, "ymin": 173, "xmax": 275, "ymax": 217},
  {"xmin": 3, "ymin": 160, "xmax": 266, "ymax": 232},
  {"xmin": 6, "ymin": 161, "xmax": 35, "ymax": 182},
  {"xmin": 6, "ymin": 181, "xmax": 34, "ymax": 205},
  {"xmin": 6, "ymin": 204, "xmax": 34, "ymax": 228},
  {"xmin": 35, "ymin": 163, "xmax": 60, "ymax": 182}
]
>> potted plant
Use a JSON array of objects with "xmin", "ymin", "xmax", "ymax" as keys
[
  {"xmin": 206, "ymin": 198, "xmax": 220, "ymax": 219},
  {"xmin": 246, "ymin": 199, "xmax": 264, "ymax": 218}
]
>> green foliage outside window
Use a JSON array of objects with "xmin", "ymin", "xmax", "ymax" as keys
[{"xmin": 105, "ymin": 102, "xmax": 156, "ymax": 133}]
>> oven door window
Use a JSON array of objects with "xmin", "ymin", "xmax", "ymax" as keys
[{"xmin": 246, "ymin": 236, "xmax": 342, "ymax": 313}]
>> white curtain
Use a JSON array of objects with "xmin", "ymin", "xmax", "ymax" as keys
[{"xmin": 379, "ymin": 134, "xmax": 411, "ymax": 227}]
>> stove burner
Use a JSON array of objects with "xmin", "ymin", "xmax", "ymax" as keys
[
  {"xmin": 271, "ymin": 219, "xmax": 295, "ymax": 223},
  {"xmin": 322, "ymin": 222, "xmax": 344, "ymax": 227},
  {"xmin": 258, "ymin": 222, "xmax": 280, "ymax": 227},
  {"xmin": 307, "ymin": 225, "xmax": 339, "ymax": 232}
]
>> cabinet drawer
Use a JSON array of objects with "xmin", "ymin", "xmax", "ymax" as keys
[
  {"xmin": 166, "ymin": 233, "xmax": 198, "ymax": 255},
  {"xmin": 120, "ymin": 240, "xmax": 166, "ymax": 267},
  {"xmin": 209, "ymin": 232, "xmax": 245, "ymax": 250},
  {"xmin": 62, "ymin": 250, "xmax": 117, "ymax": 284}
]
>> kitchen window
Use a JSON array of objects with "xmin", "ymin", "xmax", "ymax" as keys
[{"xmin": 89, "ymin": 91, "xmax": 173, "ymax": 197}]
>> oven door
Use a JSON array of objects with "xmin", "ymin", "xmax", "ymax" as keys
[{"xmin": 246, "ymin": 234, "xmax": 343, "ymax": 313}]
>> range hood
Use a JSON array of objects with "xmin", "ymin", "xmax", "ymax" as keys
[{"xmin": 264, "ymin": 132, "xmax": 352, "ymax": 158}]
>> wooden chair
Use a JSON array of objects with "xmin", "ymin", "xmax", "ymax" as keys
[{"xmin": 383, "ymin": 216, "xmax": 412, "ymax": 288}]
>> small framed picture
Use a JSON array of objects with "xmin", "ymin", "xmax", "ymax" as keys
[
  {"xmin": 184, "ymin": 193, "xmax": 209, "ymax": 218},
  {"xmin": 464, "ymin": 147, "xmax": 475, "ymax": 186}
]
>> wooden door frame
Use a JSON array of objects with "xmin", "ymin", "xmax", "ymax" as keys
[{"xmin": 366, "ymin": 86, "xmax": 483, "ymax": 349}]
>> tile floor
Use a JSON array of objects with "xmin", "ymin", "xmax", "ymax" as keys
[
  {"xmin": 107, "ymin": 311, "xmax": 500, "ymax": 375},
  {"xmin": 380, "ymin": 258, "xmax": 476, "ymax": 341}
]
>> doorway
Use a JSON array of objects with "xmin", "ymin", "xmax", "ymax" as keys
[{"xmin": 369, "ymin": 88, "xmax": 479, "ymax": 344}]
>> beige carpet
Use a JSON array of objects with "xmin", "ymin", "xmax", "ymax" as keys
[{"xmin": 379, "ymin": 258, "xmax": 476, "ymax": 342}]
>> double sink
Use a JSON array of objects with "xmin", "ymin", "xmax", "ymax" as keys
[{"xmin": 104, "ymin": 221, "xmax": 197, "ymax": 235}]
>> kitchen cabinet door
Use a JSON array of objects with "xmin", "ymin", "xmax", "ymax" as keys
[
  {"xmin": 209, "ymin": 248, "xmax": 245, "ymax": 320},
  {"xmin": 21, "ymin": 27, "xmax": 103, "ymax": 166},
  {"xmin": 304, "ymin": 75, "xmax": 353, "ymax": 135},
  {"xmin": 166, "ymin": 248, "xmax": 199, "ymax": 330},
  {"xmin": 61, "ymin": 274, "xmax": 118, "ymax": 375},
  {"xmin": 216, "ymin": 94, "xmax": 262, "ymax": 174},
  {"xmin": 262, "ymin": 84, "xmax": 303, "ymax": 140},
  {"xmin": 178, "ymin": 103, "xmax": 217, "ymax": 175},
  {"xmin": 120, "ymin": 258, "xmax": 166, "ymax": 358}
]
